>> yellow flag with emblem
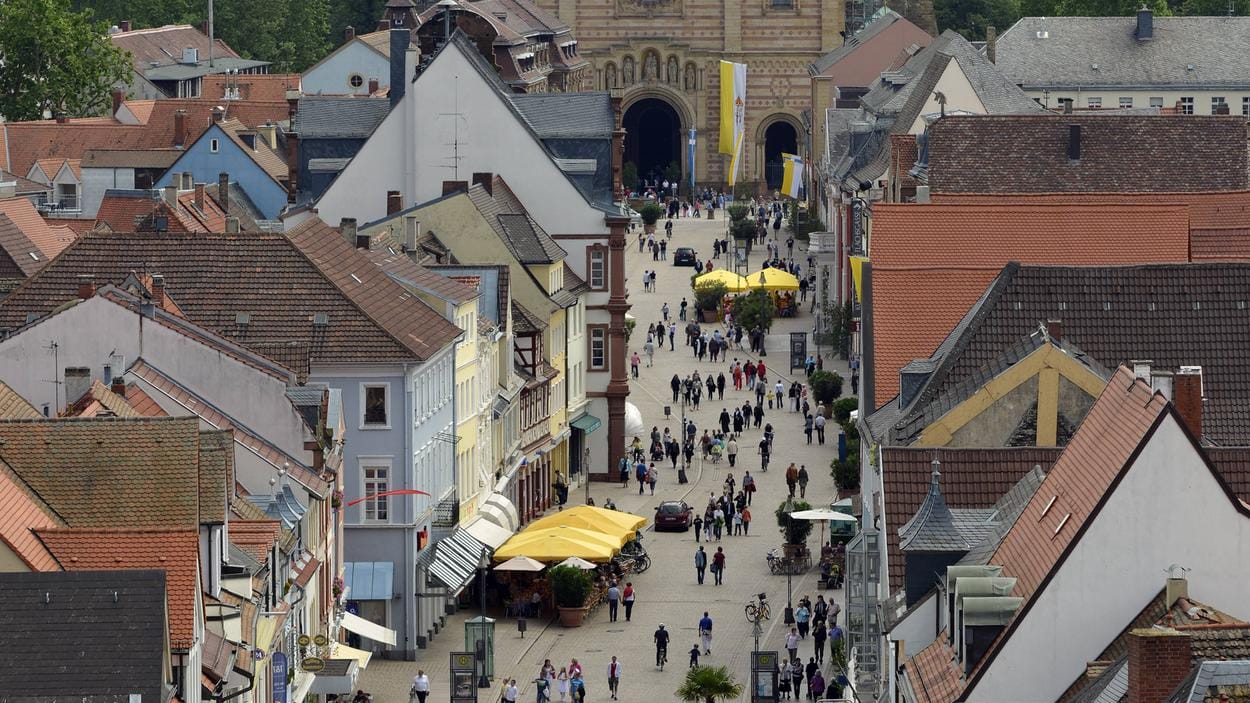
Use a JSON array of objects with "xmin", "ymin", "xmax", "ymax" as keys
[
  {"xmin": 780, "ymin": 153, "xmax": 804, "ymax": 199},
  {"xmin": 719, "ymin": 60, "xmax": 747, "ymax": 186}
]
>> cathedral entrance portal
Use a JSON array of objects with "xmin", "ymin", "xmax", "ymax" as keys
[{"xmin": 622, "ymin": 97, "xmax": 683, "ymax": 191}]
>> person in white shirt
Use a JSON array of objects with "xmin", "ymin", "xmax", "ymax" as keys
[
  {"xmin": 785, "ymin": 627, "xmax": 800, "ymax": 662},
  {"xmin": 503, "ymin": 679, "xmax": 519, "ymax": 702},
  {"xmin": 410, "ymin": 671, "xmax": 430, "ymax": 703},
  {"xmin": 607, "ymin": 656, "xmax": 622, "ymax": 700}
]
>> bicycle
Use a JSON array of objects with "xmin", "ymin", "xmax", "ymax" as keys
[
  {"xmin": 745, "ymin": 600, "xmax": 772, "ymax": 622},
  {"xmin": 656, "ymin": 645, "xmax": 668, "ymax": 670}
]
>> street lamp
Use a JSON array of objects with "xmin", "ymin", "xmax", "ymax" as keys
[
  {"xmin": 468, "ymin": 549, "xmax": 494, "ymax": 688},
  {"xmin": 783, "ymin": 496, "xmax": 795, "ymax": 625}
]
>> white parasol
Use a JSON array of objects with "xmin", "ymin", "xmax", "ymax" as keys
[
  {"xmin": 494, "ymin": 555, "xmax": 547, "ymax": 572},
  {"xmin": 555, "ymin": 556, "xmax": 598, "ymax": 570},
  {"xmin": 788, "ymin": 508, "xmax": 857, "ymax": 547}
]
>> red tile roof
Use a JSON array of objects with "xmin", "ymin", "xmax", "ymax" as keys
[
  {"xmin": 869, "ymin": 203, "xmax": 1191, "ymax": 406},
  {"xmin": 110, "ymin": 24, "xmax": 239, "ymax": 69},
  {"xmin": 201, "ymin": 74, "xmax": 301, "ymax": 103},
  {"xmin": 95, "ymin": 191, "xmax": 195, "ymax": 233},
  {"xmin": 41, "ymin": 217, "xmax": 98, "ymax": 236},
  {"xmin": 0, "ymin": 417, "xmax": 203, "ymax": 528},
  {"xmin": 907, "ymin": 629, "xmax": 965, "ymax": 703},
  {"xmin": 229, "ymin": 520, "xmax": 281, "ymax": 563},
  {"xmin": 37, "ymin": 527, "xmax": 200, "ymax": 649},
  {"xmin": 813, "ymin": 14, "xmax": 934, "ymax": 86},
  {"xmin": 0, "ymin": 197, "xmax": 76, "ymax": 274},
  {"xmin": 64, "ymin": 379, "xmax": 141, "ymax": 418},
  {"xmin": 123, "ymin": 383, "xmax": 167, "ymax": 417},
  {"xmin": 176, "ymin": 190, "xmax": 228, "ymax": 232},
  {"xmin": 0, "ymin": 381, "xmax": 41, "ymax": 420},
  {"xmin": 212, "ymin": 119, "xmax": 288, "ymax": 184},
  {"xmin": 0, "ymin": 458, "xmax": 64, "ymax": 571}
]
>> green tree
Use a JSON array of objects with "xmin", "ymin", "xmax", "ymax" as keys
[
  {"xmin": 676, "ymin": 665, "xmax": 744, "ymax": 703},
  {"xmin": 1053, "ymin": 0, "xmax": 1169, "ymax": 14},
  {"xmin": 776, "ymin": 499, "xmax": 814, "ymax": 544},
  {"xmin": 1180, "ymin": 0, "xmax": 1250, "ymax": 13},
  {"xmin": 0, "ymin": 0, "xmax": 133, "ymax": 119},
  {"xmin": 935, "ymin": 0, "xmax": 1021, "ymax": 39},
  {"xmin": 733, "ymin": 289, "xmax": 775, "ymax": 334}
]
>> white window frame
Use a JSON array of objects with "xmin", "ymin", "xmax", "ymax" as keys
[
  {"xmin": 589, "ymin": 249, "xmax": 606, "ymax": 289},
  {"xmin": 349, "ymin": 73, "xmax": 365, "ymax": 89},
  {"xmin": 1085, "ymin": 97, "xmax": 1101, "ymax": 110},
  {"xmin": 1243, "ymin": 97, "xmax": 1250, "ymax": 116},
  {"xmin": 590, "ymin": 328, "xmax": 606, "ymax": 369},
  {"xmin": 1149, "ymin": 97, "xmax": 1164, "ymax": 108},
  {"xmin": 210, "ymin": 138, "xmax": 220, "ymax": 153},
  {"xmin": 360, "ymin": 382, "xmax": 391, "ymax": 430},
  {"xmin": 1180, "ymin": 96, "xmax": 1195, "ymax": 114},
  {"xmin": 1118, "ymin": 97, "xmax": 1133, "ymax": 109},
  {"xmin": 360, "ymin": 458, "xmax": 393, "ymax": 523},
  {"xmin": 1212, "ymin": 96, "xmax": 1227, "ymax": 113}
]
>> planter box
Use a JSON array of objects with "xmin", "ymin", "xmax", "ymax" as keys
[{"xmin": 557, "ymin": 606, "xmax": 588, "ymax": 627}]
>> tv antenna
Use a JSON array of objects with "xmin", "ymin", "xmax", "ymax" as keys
[
  {"xmin": 44, "ymin": 341, "xmax": 61, "ymax": 411},
  {"xmin": 436, "ymin": 76, "xmax": 467, "ymax": 179}
]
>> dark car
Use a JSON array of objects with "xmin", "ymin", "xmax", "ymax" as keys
[
  {"xmin": 673, "ymin": 247, "xmax": 698, "ymax": 266},
  {"xmin": 654, "ymin": 500, "xmax": 693, "ymax": 531}
]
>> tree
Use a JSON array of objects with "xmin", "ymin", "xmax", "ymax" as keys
[
  {"xmin": 776, "ymin": 499, "xmax": 814, "ymax": 544},
  {"xmin": 733, "ymin": 289, "xmax": 775, "ymax": 335},
  {"xmin": 676, "ymin": 665, "xmax": 744, "ymax": 703},
  {"xmin": 0, "ymin": 0, "xmax": 132, "ymax": 120},
  {"xmin": 935, "ymin": 0, "xmax": 1021, "ymax": 39},
  {"xmin": 1053, "ymin": 0, "xmax": 1169, "ymax": 13},
  {"xmin": 1180, "ymin": 0, "xmax": 1250, "ymax": 14}
]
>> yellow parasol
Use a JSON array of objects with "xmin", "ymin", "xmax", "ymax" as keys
[
  {"xmin": 526, "ymin": 506, "xmax": 646, "ymax": 540},
  {"xmin": 493, "ymin": 528, "xmax": 619, "ymax": 563},
  {"xmin": 746, "ymin": 267, "xmax": 800, "ymax": 291},
  {"xmin": 695, "ymin": 269, "xmax": 749, "ymax": 293}
]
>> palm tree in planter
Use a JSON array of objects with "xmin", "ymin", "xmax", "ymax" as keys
[
  {"xmin": 677, "ymin": 665, "xmax": 744, "ymax": 703},
  {"xmin": 549, "ymin": 565, "xmax": 592, "ymax": 627},
  {"xmin": 639, "ymin": 202, "xmax": 664, "ymax": 234}
]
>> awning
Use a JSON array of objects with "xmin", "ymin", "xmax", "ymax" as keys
[
  {"xmin": 427, "ymin": 528, "xmax": 487, "ymax": 596},
  {"xmin": 463, "ymin": 515, "xmax": 514, "ymax": 550},
  {"xmin": 482, "ymin": 493, "xmax": 520, "ymax": 532},
  {"xmin": 343, "ymin": 561, "xmax": 393, "ymax": 601},
  {"xmin": 331, "ymin": 641, "xmax": 373, "ymax": 668},
  {"xmin": 570, "ymin": 413, "xmax": 602, "ymax": 434},
  {"xmin": 624, "ymin": 401, "xmax": 644, "ymax": 438},
  {"xmin": 309, "ymin": 660, "xmax": 358, "ymax": 695},
  {"xmin": 340, "ymin": 611, "xmax": 398, "ymax": 647},
  {"xmin": 290, "ymin": 670, "xmax": 318, "ymax": 701}
]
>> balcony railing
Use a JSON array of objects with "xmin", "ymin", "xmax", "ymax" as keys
[{"xmin": 35, "ymin": 194, "xmax": 80, "ymax": 215}]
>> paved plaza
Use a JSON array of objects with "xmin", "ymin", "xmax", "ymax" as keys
[{"xmin": 360, "ymin": 211, "xmax": 851, "ymax": 702}]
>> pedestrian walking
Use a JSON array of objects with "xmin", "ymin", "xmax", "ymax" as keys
[
  {"xmin": 812, "ymin": 622, "xmax": 827, "ymax": 665},
  {"xmin": 689, "ymin": 643, "xmax": 701, "ymax": 668},
  {"xmin": 503, "ymin": 679, "xmax": 519, "ymax": 702},
  {"xmin": 805, "ymin": 658, "xmax": 818, "ymax": 699},
  {"xmin": 631, "ymin": 352, "xmax": 640, "ymax": 379},
  {"xmin": 717, "ymin": 372, "xmax": 726, "ymax": 399},
  {"xmin": 668, "ymin": 323, "xmax": 676, "ymax": 350},
  {"xmin": 679, "ymin": 298, "xmax": 688, "ymax": 321},
  {"xmin": 694, "ymin": 545, "xmax": 707, "ymax": 584},
  {"xmin": 607, "ymin": 657, "xmax": 622, "ymax": 700},
  {"xmin": 636, "ymin": 460, "xmax": 647, "ymax": 495},
  {"xmin": 692, "ymin": 514, "xmax": 703, "ymax": 543},
  {"xmin": 795, "ymin": 602, "xmax": 810, "ymax": 638},
  {"xmin": 779, "ymin": 662, "xmax": 793, "ymax": 700},
  {"xmin": 791, "ymin": 658, "xmax": 804, "ymax": 699},
  {"xmin": 741, "ymin": 507, "xmax": 752, "ymax": 535},
  {"xmin": 786, "ymin": 463, "xmax": 799, "ymax": 497},
  {"xmin": 623, "ymin": 582, "xmax": 635, "ymax": 621},
  {"xmin": 557, "ymin": 668, "xmax": 570, "ymax": 702},
  {"xmin": 411, "ymin": 671, "xmax": 430, "ymax": 703},
  {"xmin": 742, "ymin": 471, "xmax": 755, "ymax": 504},
  {"xmin": 698, "ymin": 611, "xmax": 714, "ymax": 654},
  {"xmin": 785, "ymin": 627, "xmax": 800, "ymax": 664},
  {"xmin": 804, "ymin": 414, "xmax": 813, "ymax": 444},
  {"xmin": 809, "ymin": 671, "xmax": 826, "ymax": 700},
  {"xmin": 712, "ymin": 546, "xmax": 726, "ymax": 585},
  {"xmin": 647, "ymin": 464, "xmax": 657, "ymax": 495},
  {"xmin": 798, "ymin": 465, "xmax": 809, "ymax": 498},
  {"xmin": 815, "ymin": 413, "xmax": 826, "ymax": 445},
  {"xmin": 662, "ymin": 302, "xmax": 669, "ymax": 321},
  {"xmin": 607, "ymin": 581, "xmax": 621, "ymax": 622},
  {"xmin": 733, "ymin": 511, "xmax": 743, "ymax": 535}
]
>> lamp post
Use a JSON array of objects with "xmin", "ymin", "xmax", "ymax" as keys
[
  {"xmin": 745, "ymin": 593, "xmax": 770, "ymax": 703},
  {"xmin": 783, "ymin": 496, "xmax": 795, "ymax": 625},
  {"xmin": 476, "ymin": 549, "xmax": 490, "ymax": 688},
  {"xmin": 678, "ymin": 385, "xmax": 689, "ymax": 484}
]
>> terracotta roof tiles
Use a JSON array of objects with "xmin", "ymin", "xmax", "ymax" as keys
[
  {"xmin": 110, "ymin": 24, "xmax": 240, "ymax": 69},
  {"xmin": 0, "ymin": 380, "xmax": 41, "ymax": 420},
  {"xmin": 907, "ymin": 629, "xmax": 965, "ymax": 703},
  {"xmin": 37, "ymin": 527, "xmax": 200, "ymax": 649},
  {"xmin": 0, "ymin": 458, "xmax": 64, "ymax": 571},
  {"xmin": 0, "ymin": 417, "xmax": 203, "ymax": 528},
  {"xmin": 869, "ymin": 203, "xmax": 1191, "ymax": 406},
  {"xmin": 122, "ymin": 383, "xmax": 167, "ymax": 417},
  {"xmin": 64, "ymin": 379, "xmax": 141, "ymax": 418},
  {"xmin": 201, "ymin": 74, "xmax": 301, "ymax": 103},
  {"xmin": 0, "ymin": 197, "xmax": 76, "ymax": 273},
  {"xmin": 229, "ymin": 520, "xmax": 281, "ymax": 563},
  {"xmin": 197, "ymin": 429, "xmax": 232, "ymax": 525}
]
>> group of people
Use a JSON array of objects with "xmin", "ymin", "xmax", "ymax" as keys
[{"xmin": 778, "ymin": 594, "xmax": 846, "ymax": 700}]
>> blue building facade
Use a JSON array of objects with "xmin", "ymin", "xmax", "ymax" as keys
[{"xmin": 155, "ymin": 123, "xmax": 290, "ymax": 219}]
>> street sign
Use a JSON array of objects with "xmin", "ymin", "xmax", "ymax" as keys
[
  {"xmin": 300, "ymin": 657, "xmax": 325, "ymax": 673},
  {"xmin": 272, "ymin": 652, "xmax": 287, "ymax": 703},
  {"xmin": 313, "ymin": 634, "xmax": 329, "ymax": 647},
  {"xmin": 789, "ymin": 332, "xmax": 807, "ymax": 373},
  {"xmin": 297, "ymin": 635, "xmax": 311, "ymax": 647}
]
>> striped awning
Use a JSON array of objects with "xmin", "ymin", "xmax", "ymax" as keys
[{"xmin": 426, "ymin": 528, "xmax": 488, "ymax": 596}]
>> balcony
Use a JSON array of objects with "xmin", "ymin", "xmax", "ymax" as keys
[{"xmin": 35, "ymin": 193, "xmax": 80, "ymax": 215}]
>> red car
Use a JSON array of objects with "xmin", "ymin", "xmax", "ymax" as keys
[{"xmin": 654, "ymin": 500, "xmax": 693, "ymax": 531}]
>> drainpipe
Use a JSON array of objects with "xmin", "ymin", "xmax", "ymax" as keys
[{"xmin": 404, "ymin": 360, "xmax": 417, "ymax": 660}]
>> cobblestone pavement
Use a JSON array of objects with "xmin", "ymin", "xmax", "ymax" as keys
[{"xmin": 359, "ymin": 210, "xmax": 850, "ymax": 702}]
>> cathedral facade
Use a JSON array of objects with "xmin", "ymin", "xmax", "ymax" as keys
[{"xmin": 535, "ymin": 0, "xmax": 845, "ymax": 190}]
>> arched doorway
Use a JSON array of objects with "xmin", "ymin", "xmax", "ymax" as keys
[
  {"xmin": 763, "ymin": 121, "xmax": 799, "ymax": 189},
  {"xmin": 622, "ymin": 98, "xmax": 682, "ymax": 191}
]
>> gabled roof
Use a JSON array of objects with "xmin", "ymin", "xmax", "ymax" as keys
[
  {"xmin": 880, "ymin": 447, "xmax": 1062, "ymax": 595},
  {"xmin": 868, "ymin": 203, "xmax": 1191, "ymax": 406},
  {"xmin": 293, "ymin": 96, "xmax": 392, "ymax": 139},
  {"xmin": 811, "ymin": 9, "xmax": 932, "ymax": 85},
  {"xmin": 927, "ymin": 114, "xmax": 1250, "ymax": 194},
  {"xmin": 64, "ymin": 379, "xmax": 142, "ymax": 418},
  {"xmin": 510, "ymin": 92, "xmax": 615, "ymax": 139},
  {"xmin": 0, "ymin": 417, "xmax": 204, "ymax": 528},
  {"xmin": 110, "ymin": 24, "xmax": 240, "ymax": 69},
  {"xmin": 465, "ymin": 177, "xmax": 566, "ymax": 264},
  {"xmin": 0, "ymin": 228, "xmax": 456, "ymax": 378},
  {"xmin": 996, "ymin": 16, "xmax": 1250, "ymax": 90},
  {"xmin": 360, "ymin": 235, "xmax": 480, "ymax": 305},
  {"xmin": 0, "ymin": 197, "xmax": 76, "ymax": 274},
  {"xmin": 0, "ymin": 380, "xmax": 41, "ymax": 419},
  {"xmin": 38, "ymin": 528, "xmax": 200, "ymax": 649},
  {"xmin": 201, "ymin": 73, "xmax": 301, "ymax": 102},
  {"xmin": 95, "ymin": 189, "xmax": 203, "ymax": 233},
  {"xmin": 212, "ymin": 118, "xmax": 289, "ymax": 184},
  {"xmin": 229, "ymin": 519, "xmax": 282, "ymax": 563},
  {"xmin": 0, "ymin": 456, "xmax": 64, "ymax": 570},
  {"xmin": 0, "ymin": 569, "xmax": 169, "ymax": 699}
]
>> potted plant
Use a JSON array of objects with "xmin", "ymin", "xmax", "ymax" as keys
[
  {"xmin": 807, "ymin": 370, "xmax": 843, "ymax": 414},
  {"xmin": 776, "ymin": 499, "xmax": 814, "ymax": 557},
  {"xmin": 549, "ymin": 565, "xmax": 592, "ymax": 627},
  {"xmin": 639, "ymin": 202, "xmax": 664, "ymax": 234},
  {"xmin": 677, "ymin": 665, "xmax": 744, "ymax": 703},
  {"xmin": 693, "ymin": 281, "xmax": 729, "ymax": 323}
]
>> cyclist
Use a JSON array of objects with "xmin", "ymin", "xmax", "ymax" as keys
[
  {"xmin": 758, "ymin": 435, "xmax": 771, "ymax": 472},
  {"xmin": 654, "ymin": 623, "xmax": 670, "ymax": 669}
]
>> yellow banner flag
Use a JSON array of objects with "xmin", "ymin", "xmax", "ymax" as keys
[
  {"xmin": 719, "ymin": 60, "xmax": 747, "ymax": 186},
  {"xmin": 850, "ymin": 256, "xmax": 868, "ymax": 303},
  {"xmin": 780, "ymin": 153, "xmax": 804, "ymax": 199}
]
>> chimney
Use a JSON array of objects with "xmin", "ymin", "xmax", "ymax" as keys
[
  {"xmin": 119, "ymin": 19, "xmax": 131, "ymax": 32},
  {"xmin": 1174, "ymin": 367, "xmax": 1203, "ymax": 439},
  {"xmin": 194, "ymin": 183, "xmax": 206, "ymax": 211},
  {"xmin": 403, "ymin": 215, "xmax": 419, "ymax": 252},
  {"xmin": 55, "ymin": 113, "xmax": 69, "ymax": 124},
  {"xmin": 163, "ymin": 185, "xmax": 179, "ymax": 207},
  {"xmin": 286, "ymin": 89, "xmax": 300, "ymax": 123},
  {"xmin": 111, "ymin": 89, "xmax": 125, "ymax": 116},
  {"xmin": 63, "ymin": 367, "xmax": 91, "ymax": 407},
  {"xmin": 1166, "ymin": 575, "xmax": 1188, "ymax": 608},
  {"xmin": 340, "ymin": 217, "xmax": 358, "ymax": 246},
  {"xmin": 218, "ymin": 172, "xmax": 230, "ymax": 213},
  {"xmin": 1061, "ymin": 98, "xmax": 1073, "ymax": 114},
  {"xmin": 442, "ymin": 180, "xmax": 469, "ymax": 195},
  {"xmin": 390, "ymin": 24, "xmax": 408, "ymax": 108},
  {"xmin": 285, "ymin": 131, "xmax": 300, "ymax": 203},
  {"xmin": 343, "ymin": 25, "xmax": 355, "ymax": 44},
  {"xmin": 1126, "ymin": 628, "xmax": 1190, "ymax": 703},
  {"xmin": 174, "ymin": 109, "xmax": 187, "ymax": 148},
  {"xmin": 199, "ymin": 20, "xmax": 210, "ymax": 36},
  {"xmin": 368, "ymin": 78, "xmax": 379, "ymax": 94},
  {"xmin": 111, "ymin": 376, "xmax": 127, "ymax": 398},
  {"xmin": 1131, "ymin": 360, "xmax": 1153, "ymax": 382},
  {"xmin": 1136, "ymin": 7, "xmax": 1153, "ymax": 41},
  {"xmin": 1045, "ymin": 319, "xmax": 1062, "ymax": 342},
  {"xmin": 151, "ymin": 274, "xmax": 166, "ymax": 310},
  {"xmin": 211, "ymin": 105, "xmax": 225, "ymax": 123},
  {"xmin": 471, "ymin": 173, "xmax": 493, "ymax": 194},
  {"xmin": 986, "ymin": 25, "xmax": 997, "ymax": 63},
  {"xmin": 387, "ymin": 190, "xmax": 403, "ymax": 215},
  {"xmin": 256, "ymin": 123, "xmax": 277, "ymax": 149},
  {"xmin": 1215, "ymin": 102, "xmax": 1231, "ymax": 115},
  {"xmin": 225, "ymin": 216, "xmax": 240, "ymax": 233},
  {"xmin": 1067, "ymin": 124, "xmax": 1081, "ymax": 161},
  {"xmin": 1151, "ymin": 370, "xmax": 1174, "ymax": 400},
  {"xmin": 77, "ymin": 275, "xmax": 95, "ymax": 300},
  {"xmin": 377, "ymin": 19, "xmax": 390, "ymax": 32}
]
